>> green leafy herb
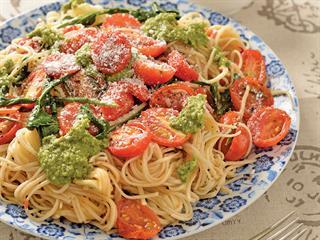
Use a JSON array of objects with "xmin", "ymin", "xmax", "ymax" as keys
[
  {"xmin": 233, "ymin": 73, "xmax": 240, "ymax": 80},
  {"xmin": 0, "ymin": 96, "xmax": 35, "ymax": 107},
  {"xmin": 210, "ymin": 83, "xmax": 232, "ymax": 116},
  {"xmin": 79, "ymin": 105, "xmax": 112, "ymax": 140},
  {"xmin": 56, "ymin": 97, "xmax": 117, "ymax": 107},
  {"xmin": 27, "ymin": 75, "xmax": 71, "ymax": 138},
  {"xmin": 177, "ymin": 159, "xmax": 197, "ymax": 182},
  {"xmin": 28, "ymin": 25, "xmax": 64, "ymax": 49}
]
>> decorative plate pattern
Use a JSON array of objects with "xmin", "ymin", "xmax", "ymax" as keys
[{"xmin": 0, "ymin": 0, "xmax": 300, "ymax": 239}]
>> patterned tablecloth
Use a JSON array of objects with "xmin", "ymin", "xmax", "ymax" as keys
[{"xmin": 0, "ymin": 0, "xmax": 319, "ymax": 239}]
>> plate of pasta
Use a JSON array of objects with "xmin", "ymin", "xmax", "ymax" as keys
[{"xmin": 0, "ymin": 0, "xmax": 299, "ymax": 239}]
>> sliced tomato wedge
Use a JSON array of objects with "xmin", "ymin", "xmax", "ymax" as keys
[
  {"xmin": 141, "ymin": 108, "xmax": 191, "ymax": 147},
  {"xmin": 108, "ymin": 121, "xmax": 151, "ymax": 158},
  {"xmin": 242, "ymin": 49, "xmax": 267, "ymax": 85},
  {"xmin": 116, "ymin": 198, "xmax": 161, "ymax": 239},
  {"xmin": 60, "ymin": 27, "xmax": 98, "ymax": 54},
  {"xmin": 62, "ymin": 24, "xmax": 82, "ymax": 34},
  {"xmin": 219, "ymin": 111, "xmax": 250, "ymax": 161},
  {"xmin": 119, "ymin": 29, "xmax": 166, "ymax": 57},
  {"xmin": 150, "ymin": 83, "xmax": 195, "ymax": 111},
  {"xmin": 116, "ymin": 79, "xmax": 150, "ymax": 102},
  {"xmin": 167, "ymin": 50, "xmax": 199, "ymax": 82},
  {"xmin": 100, "ymin": 92, "xmax": 134, "ymax": 121},
  {"xmin": 42, "ymin": 53, "xmax": 80, "ymax": 79},
  {"xmin": 230, "ymin": 77, "xmax": 274, "ymax": 121},
  {"xmin": 247, "ymin": 107, "xmax": 291, "ymax": 148},
  {"xmin": 0, "ymin": 112, "xmax": 22, "ymax": 144},
  {"xmin": 91, "ymin": 31, "xmax": 132, "ymax": 74},
  {"xmin": 102, "ymin": 13, "xmax": 141, "ymax": 29},
  {"xmin": 21, "ymin": 67, "xmax": 47, "ymax": 109},
  {"xmin": 134, "ymin": 58, "xmax": 175, "ymax": 85},
  {"xmin": 57, "ymin": 103, "xmax": 99, "ymax": 136},
  {"xmin": 16, "ymin": 37, "xmax": 42, "ymax": 52}
]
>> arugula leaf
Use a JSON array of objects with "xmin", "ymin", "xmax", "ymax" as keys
[
  {"xmin": 0, "ymin": 96, "xmax": 35, "ymax": 107},
  {"xmin": 79, "ymin": 105, "xmax": 111, "ymax": 140},
  {"xmin": 27, "ymin": 75, "xmax": 71, "ymax": 138},
  {"xmin": 210, "ymin": 83, "xmax": 232, "ymax": 116}
]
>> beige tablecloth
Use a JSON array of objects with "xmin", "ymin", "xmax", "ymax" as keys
[{"xmin": 0, "ymin": 0, "xmax": 319, "ymax": 239}]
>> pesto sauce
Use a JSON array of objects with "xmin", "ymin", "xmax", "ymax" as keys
[
  {"xmin": 38, "ymin": 118, "xmax": 107, "ymax": 185},
  {"xmin": 213, "ymin": 46, "xmax": 230, "ymax": 67},
  {"xmin": 28, "ymin": 25, "xmax": 64, "ymax": 49},
  {"xmin": 170, "ymin": 94, "xmax": 206, "ymax": 134},
  {"xmin": 177, "ymin": 158, "xmax": 197, "ymax": 182},
  {"xmin": 75, "ymin": 43, "xmax": 92, "ymax": 67},
  {"xmin": 142, "ymin": 13, "xmax": 208, "ymax": 48}
]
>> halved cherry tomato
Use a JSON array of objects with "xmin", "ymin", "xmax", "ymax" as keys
[
  {"xmin": 102, "ymin": 13, "xmax": 141, "ymax": 29},
  {"xmin": 57, "ymin": 103, "xmax": 99, "ymax": 136},
  {"xmin": 116, "ymin": 198, "xmax": 161, "ymax": 239},
  {"xmin": 60, "ymin": 27, "xmax": 98, "ymax": 54},
  {"xmin": 21, "ymin": 67, "xmax": 47, "ymax": 109},
  {"xmin": 141, "ymin": 108, "xmax": 191, "ymax": 147},
  {"xmin": 116, "ymin": 79, "xmax": 150, "ymax": 102},
  {"xmin": 134, "ymin": 58, "xmax": 175, "ymax": 85},
  {"xmin": 0, "ymin": 105, "xmax": 21, "ymax": 115},
  {"xmin": 230, "ymin": 77, "xmax": 274, "ymax": 121},
  {"xmin": 42, "ymin": 53, "xmax": 80, "ymax": 78},
  {"xmin": 63, "ymin": 24, "xmax": 82, "ymax": 34},
  {"xmin": 119, "ymin": 29, "xmax": 166, "ymax": 57},
  {"xmin": 167, "ymin": 50, "xmax": 199, "ymax": 82},
  {"xmin": 16, "ymin": 37, "xmax": 42, "ymax": 52},
  {"xmin": 242, "ymin": 49, "xmax": 266, "ymax": 85},
  {"xmin": 219, "ymin": 111, "xmax": 250, "ymax": 161},
  {"xmin": 247, "ymin": 107, "xmax": 291, "ymax": 148},
  {"xmin": 150, "ymin": 83, "xmax": 195, "ymax": 111},
  {"xmin": 0, "ymin": 112, "xmax": 22, "ymax": 144},
  {"xmin": 100, "ymin": 92, "xmax": 134, "ymax": 121},
  {"xmin": 91, "ymin": 31, "xmax": 132, "ymax": 74},
  {"xmin": 108, "ymin": 121, "xmax": 151, "ymax": 158}
]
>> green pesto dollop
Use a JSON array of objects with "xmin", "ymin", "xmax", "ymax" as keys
[
  {"xmin": 38, "ymin": 118, "xmax": 107, "ymax": 185},
  {"xmin": 28, "ymin": 25, "xmax": 64, "ymax": 49},
  {"xmin": 177, "ymin": 159, "xmax": 197, "ymax": 182},
  {"xmin": 142, "ymin": 13, "xmax": 209, "ymax": 48},
  {"xmin": 170, "ymin": 94, "xmax": 206, "ymax": 134},
  {"xmin": 212, "ymin": 46, "xmax": 230, "ymax": 67},
  {"xmin": 62, "ymin": 0, "xmax": 85, "ymax": 13},
  {"xmin": 0, "ymin": 59, "xmax": 15, "ymax": 90},
  {"xmin": 75, "ymin": 43, "xmax": 92, "ymax": 67}
]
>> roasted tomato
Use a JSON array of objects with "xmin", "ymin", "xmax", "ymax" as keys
[
  {"xmin": 108, "ymin": 121, "xmax": 151, "ymax": 158},
  {"xmin": 116, "ymin": 198, "xmax": 161, "ymax": 239},
  {"xmin": 242, "ymin": 49, "xmax": 267, "ymax": 85},
  {"xmin": 102, "ymin": 13, "xmax": 141, "ymax": 29},
  {"xmin": 230, "ymin": 77, "xmax": 274, "ymax": 121},
  {"xmin": 0, "ymin": 112, "xmax": 22, "ymax": 145},
  {"xmin": 247, "ymin": 106, "xmax": 291, "ymax": 148}
]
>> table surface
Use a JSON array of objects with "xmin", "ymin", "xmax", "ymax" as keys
[{"xmin": 0, "ymin": 0, "xmax": 319, "ymax": 239}]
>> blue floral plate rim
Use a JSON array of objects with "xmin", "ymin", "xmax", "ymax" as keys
[{"xmin": 0, "ymin": 0, "xmax": 300, "ymax": 239}]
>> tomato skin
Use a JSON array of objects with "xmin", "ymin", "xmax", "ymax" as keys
[
  {"xmin": 102, "ymin": 13, "xmax": 141, "ymax": 29},
  {"xmin": 116, "ymin": 79, "xmax": 150, "ymax": 102},
  {"xmin": 219, "ymin": 111, "xmax": 250, "ymax": 161},
  {"xmin": 0, "ymin": 105, "xmax": 21, "ymax": 115},
  {"xmin": 167, "ymin": 50, "xmax": 199, "ymax": 82},
  {"xmin": 247, "ymin": 107, "xmax": 291, "ymax": 148},
  {"xmin": 16, "ymin": 37, "xmax": 42, "ymax": 52},
  {"xmin": 108, "ymin": 122, "xmax": 151, "ymax": 158},
  {"xmin": 242, "ymin": 49, "xmax": 267, "ymax": 85},
  {"xmin": 42, "ymin": 53, "xmax": 80, "ymax": 79},
  {"xmin": 60, "ymin": 27, "xmax": 98, "ymax": 54},
  {"xmin": 91, "ymin": 31, "xmax": 132, "ymax": 74},
  {"xmin": 57, "ymin": 103, "xmax": 99, "ymax": 136},
  {"xmin": 21, "ymin": 67, "xmax": 47, "ymax": 109},
  {"xmin": 134, "ymin": 59, "xmax": 175, "ymax": 85},
  {"xmin": 141, "ymin": 108, "xmax": 191, "ymax": 147},
  {"xmin": 0, "ymin": 113, "xmax": 22, "ymax": 145},
  {"xmin": 100, "ymin": 92, "xmax": 134, "ymax": 121},
  {"xmin": 230, "ymin": 77, "xmax": 274, "ymax": 121},
  {"xmin": 116, "ymin": 198, "xmax": 161, "ymax": 239},
  {"xmin": 62, "ymin": 24, "xmax": 82, "ymax": 34},
  {"xmin": 118, "ymin": 29, "xmax": 166, "ymax": 57},
  {"xmin": 150, "ymin": 83, "xmax": 195, "ymax": 111}
]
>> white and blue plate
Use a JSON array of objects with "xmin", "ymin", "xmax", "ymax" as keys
[{"xmin": 0, "ymin": 0, "xmax": 300, "ymax": 239}]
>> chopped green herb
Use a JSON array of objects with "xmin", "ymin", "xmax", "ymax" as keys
[
  {"xmin": 28, "ymin": 25, "xmax": 64, "ymax": 49},
  {"xmin": 210, "ymin": 83, "xmax": 232, "ymax": 116},
  {"xmin": 212, "ymin": 46, "xmax": 230, "ymax": 67}
]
